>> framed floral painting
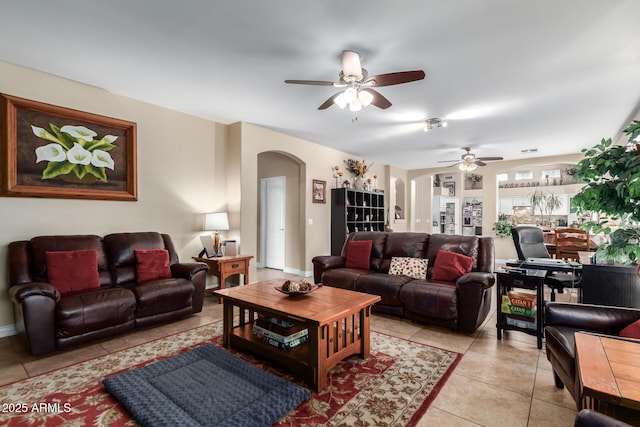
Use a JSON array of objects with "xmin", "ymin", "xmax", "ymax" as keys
[{"xmin": 0, "ymin": 94, "xmax": 137, "ymax": 201}]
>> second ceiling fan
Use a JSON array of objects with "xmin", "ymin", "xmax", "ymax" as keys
[
  {"xmin": 285, "ymin": 50, "xmax": 425, "ymax": 111},
  {"xmin": 439, "ymin": 147, "xmax": 504, "ymax": 171}
]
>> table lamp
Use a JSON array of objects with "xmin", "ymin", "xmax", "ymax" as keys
[{"xmin": 204, "ymin": 212, "xmax": 229, "ymax": 256}]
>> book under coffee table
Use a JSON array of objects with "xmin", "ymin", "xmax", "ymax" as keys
[{"xmin": 214, "ymin": 279, "xmax": 381, "ymax": 391}]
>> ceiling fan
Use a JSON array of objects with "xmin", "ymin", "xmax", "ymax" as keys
[
  {"xmin": 438, "ymin": 147, "xmax": 504, "ymax": 171},
  {"xmin": 285, "ymin": 50, "xmax": 425, "ymax": 112}
]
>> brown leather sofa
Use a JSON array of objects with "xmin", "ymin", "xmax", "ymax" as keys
[
  {"xmin": 9, "ymin": 232, "xmax": 208, "ymax": 356},
  {"xmin": 312, "ymin": 232, "xmax": 495, "ymax": 333},
  {"xmin": 545, "ymin": 302, "xmax": 640, "ymax": 408}
]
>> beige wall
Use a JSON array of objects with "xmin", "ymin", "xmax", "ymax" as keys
[
  {"xmin": 0, "ymin": 61, "xmax": 227, "ymax": 332},
  {"xmin": 234, "ymin": 123, "xmax": 386, "ymax": 278}
]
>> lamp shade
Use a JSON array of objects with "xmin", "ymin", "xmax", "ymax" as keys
[{"xmin": 204, "ymin": 212, "xmax": 229, "ymax": 231}]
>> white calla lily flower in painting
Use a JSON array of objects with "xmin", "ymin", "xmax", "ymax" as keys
[
  {"xmin": 32, "ymin": 122, "xmax": 118, "ymax": 183},
  {"xmin": 61, "ymin": 125, "xmax": 97, "ymax": 142},
  {"xmin": 91, "ymin": 149, "xmax": 114, "ymax": 170},
  {"xmin": 35, "ymin": 143, "xmax": 66, "ymax": 163},
  {"xmin": 67, "ymin": 143, "xmax": 92, "ymax": 165},
  {"xmin": 31, "ymin": 125, "xmax": 62, "ymax": 144}
]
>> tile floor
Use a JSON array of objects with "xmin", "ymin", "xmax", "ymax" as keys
[{"xmin": 0, "ymin": 268, "xmax": 580, "ymax": 426}]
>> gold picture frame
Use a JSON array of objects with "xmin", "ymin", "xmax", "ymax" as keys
[
  {"xmin": 312, "ymin": 179, "xmax": 326, "ymax": 203},
  {"xmin": 0, "ymin": 94, "xmax": 137, "ymax": 201}
]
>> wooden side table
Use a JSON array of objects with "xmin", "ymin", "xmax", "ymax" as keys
[
  {"xmin": 193, "ymin": 255, "xmax": 253, "ymax": 302},
  {"xmin": 575, "ymin": 332, "xmax": 640, "ymax": 423},
  {"xmin": 496, "ymin": 269, "xmax": 546, "ymax": 349}
]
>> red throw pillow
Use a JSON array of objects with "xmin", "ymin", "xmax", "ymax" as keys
[
  {"xmin": 620, "ymin": 319, "xmax": 640, "ymax": 340},
  {"xmin": 431, "ymin": 249, "xmax": 475, "ymax": 282},
  {"xmin": 345, "ymin": 240, "xmax": 372, "ymax": 270},
  {"xmin": 135, "ymin": 249, "xmax": 172, "ymax": 283},
  {"xmin": 46, "ymin": 249, "xmax": 101, "ymax": 294}
]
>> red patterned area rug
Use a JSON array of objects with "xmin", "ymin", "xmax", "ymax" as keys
[{"xmin": 0, "ymin": 321, "xmax": 461, "ymax": 426}]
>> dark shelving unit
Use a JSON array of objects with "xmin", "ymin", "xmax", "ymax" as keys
[{"xmin": 331, "ymin": 188, "xmax": 385, "ymax": 256}]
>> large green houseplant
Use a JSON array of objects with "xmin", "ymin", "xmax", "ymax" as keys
[{"xmin": 571, "ymin": 120, "xmax": 640, "ymax": 263}]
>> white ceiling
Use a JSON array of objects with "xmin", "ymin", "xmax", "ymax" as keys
[{"xmin": 1, "ymin": 0, "xmax": 639, "ymax": 170}]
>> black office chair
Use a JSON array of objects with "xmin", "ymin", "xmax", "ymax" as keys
[{"xmin": 511, "ymin": 226, "xmax": 579, "ymax": 301}]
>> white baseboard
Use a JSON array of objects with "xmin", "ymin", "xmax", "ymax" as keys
[
  {"xmin": 0, "ymin": 324, "xmax": 17, "ymax": 338},
  {"xmin": 283, "ymin": 267, "xmax": 313, "ymax": 278}
]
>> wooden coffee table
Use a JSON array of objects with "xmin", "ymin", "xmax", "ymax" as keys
[
  {"xmin": 575, "ymin": 332, "xmax": 640, "ymax": 422},
  {"xmin": 214, "ymin": 280, "xmax": 381, "ymax": 391}
]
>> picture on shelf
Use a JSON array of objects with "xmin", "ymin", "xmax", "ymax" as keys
[{"xmin": 443, "ymin": 181, "xmax": 455, "ymax": 196}]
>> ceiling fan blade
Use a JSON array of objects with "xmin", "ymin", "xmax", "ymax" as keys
[
  {"xmin": 475, "ymin": 160, "xmax": 487, "ymax": 167},
  {"xmin": 285, "ymin": 79, "xmax": 335, "ymax": 86},
  {"xmin": 318, "ymin": 93, "xmax": 342, "ymax": 110},
  {"xmin": 342, "ymin": 50, "xmax": 363, "ymax": 79},
  {"xmin": 438, "ymin": 159, "xmax": 460, "ymax": 163},
  {"xmin": 366, "ymin": 70, "xmax": 426, "ymax": 87},
  {"xmin": 477, "ymin": 156, "xmax": 504, "ymax": 161},
  {"xmin": 362, "ymin": 88, "xmax": 392, "ymax": 109}
]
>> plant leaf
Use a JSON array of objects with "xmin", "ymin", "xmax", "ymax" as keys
[{"xmin": 41, "ymin": 161, "xmax": 75, "ymax": 180}]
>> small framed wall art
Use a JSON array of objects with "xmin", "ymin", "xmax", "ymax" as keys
[
  {"xmin": 312, "ymin": 179, "xmax": 326, "ymax": 203},
  {"xmin": 0, "ymin": 94, "xmax": 137, "ymax": 201},
  {"xmin": 443, "ymin": 181, "xmax": 455, "ymax": 196}
]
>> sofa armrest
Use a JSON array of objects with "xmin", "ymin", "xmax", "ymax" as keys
[
  {"xmin": 171, "ymin": 262, "xmax": 209, "ymax": 280},
  {"xmin": 457, "ymin": 272, "xmax": 495, "ymax": 290},
  {"xmin": 545, "ymin": 302, "xmax": 640, "ymax": 335},
  {"xmin": 9, "ymin": 282, "xmax": 60, "ymax": 356},
  {"xmin": 9, "ymin": 282, "xmax": 61, "ymax": 304},
  {"xmin": 170, "ymin": 262, "xmax": 208, "ymax": 313},
  {"xmin": 455, "ymin": 272, "xmax": 495, "ymax": 334},
  {"xmin": 312, "ymin": 255, "xmax": 345, "ymax": 283}
]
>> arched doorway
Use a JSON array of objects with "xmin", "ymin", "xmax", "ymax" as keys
[{"xmin": 257, "ymin": 151, "xmax": 305, "ymax": 274}]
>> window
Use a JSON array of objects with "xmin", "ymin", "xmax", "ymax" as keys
[
  {"xmin": 497, "ymin": 173, "xmax": 508, "ymax": 182},
  {"xmin": 541, "ymin": 169, "xmax": 561, "ymax": 179},
  {"xmin": 515, "ymin": 171, "xmax": 533, "ymax": 180}
]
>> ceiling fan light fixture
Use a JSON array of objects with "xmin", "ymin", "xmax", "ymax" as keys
[
  {"xmin": 459, "ymin": 162, "xmax": 478, "ymax": 171},
  {"xmin": 334, "ymin": 92, "xmax": 348, "ymax": 109},
  {"xmin": 349, "ymin": 99, "xmax": 363, "ymax": 112},
  {"xmin": 424, "ymin": 118, "xmax": 447, "ymax": 132},
  {"xmin": 343, "ymin": 87, "xmax": 358, "ymax": 103},
  {"xmin": 358, "ymin": 90, "xmax": 373, "ymax": 107}
]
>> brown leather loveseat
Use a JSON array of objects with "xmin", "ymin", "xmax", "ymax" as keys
[
  {"xmin": 312, "ymin": 231, "xmax": 495, "ymax": 333},
  {"xmin": 9, "ymin": 232, "xmax": 208, "ymax": 356}
]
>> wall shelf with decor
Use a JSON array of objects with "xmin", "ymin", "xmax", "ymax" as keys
[{"xmin": 331, "ymin": 188, "xmax": 385, "ymax": 256}]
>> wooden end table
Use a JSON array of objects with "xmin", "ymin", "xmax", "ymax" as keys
[
  {"xmin": 575, "ymin": 332, "xmax": 640, "ymax": 423},
  {"xmin": 214, "ymin": 279, "xmax": 381, "ymax": 391},
  {"xmin": 193, "ymin": 255, "xmax": 253, "ymax": 302}
]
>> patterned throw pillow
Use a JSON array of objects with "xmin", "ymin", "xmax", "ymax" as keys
[{"xmin": 388, "ymin": 257, "xmax": 428, "ymax": 280}]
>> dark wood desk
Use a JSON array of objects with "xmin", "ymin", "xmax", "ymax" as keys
[{"xmin": 193, "ymin": 255, "xmax": 253, "ymax": 302}]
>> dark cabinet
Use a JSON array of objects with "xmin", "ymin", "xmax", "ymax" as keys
[
  {"xmin": 331, "ymin": 188, "xmax": 385, "ymax": 256},
  {"xmin": 580, "ymin": 263, "xmax": 640, "ymax": 308}
]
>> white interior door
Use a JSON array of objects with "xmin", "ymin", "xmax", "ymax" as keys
[{"xmin": 261, "ymin": 176, "xmax": 286, "ymax": 270}]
